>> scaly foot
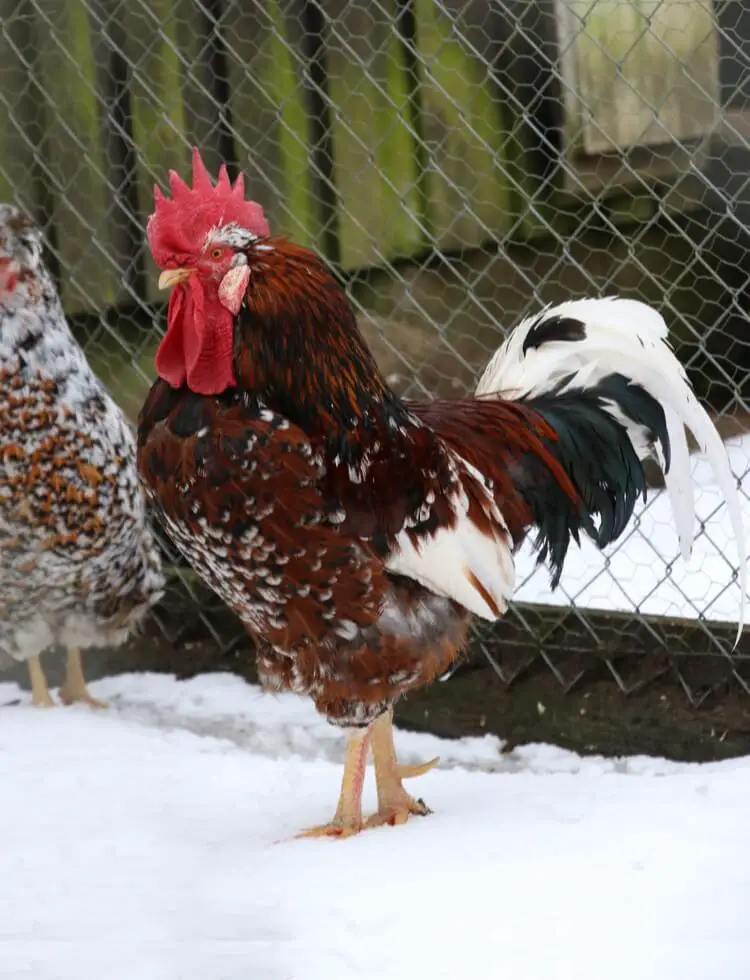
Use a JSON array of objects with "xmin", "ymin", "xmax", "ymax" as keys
[
  {"xmin": 28, "ymin": 656, "xmax": 56, "ymax": 707},
  {"xmin": 294, "ymin": 818, "xmax": 363, "ymax": 840},
  {"xmin": 31, "ymin": 690, "xmax": 56, "ymax": 708},
  {"xmin": 291, "ymin": 725, "xmax": 371, "ymax": 842},
  {"xmin": 60, "ymin": 648, "xmax": 108, "ymax": 709},
  {"xmin": 398, "ymin": 757, "xmax": 441, "ymax": 780},
  {"xmin": 364, "ymin": 787, "xmax": 432, "ymax": 830},
  {"xmin": 59, "ymin": 686, "xmax": 108, "ymax": 710},
  {"xmin": 370, "ymin": 710, "xmax": 439, "ymax": 828}
]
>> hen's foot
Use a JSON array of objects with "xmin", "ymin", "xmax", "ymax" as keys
[
  {"xmin": 28, "ymin": 656, "xmax": 56, "ymax": 707},
  {"xmin": 31, "ymin": 691, "xmax": 56, "ymax": 708},
  {"xmin": 293, "ymin": 725, "xmax": 371, "ymax": 841},
  {"xmin": 370, "ymin": 710, "xmax": 439, "ymax": 826},
  {"xmin": 60, "ymin": 649, "xmax": 108, "ymax": 709},
  {"xmin": 59, "ymin": 687, "xmax": 108, "ymax": 710},
  {"xmin": 295, "ymin": 818, "xmax": 363, "ymax": 840},
  {"xmin": 364, "ymin": 788, "xmax": 432, "ymax": 830},
  {"xmin": 398, "ymin": 757, "xmax": 441, "ymax": 780}
]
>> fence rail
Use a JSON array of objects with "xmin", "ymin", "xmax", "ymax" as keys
[{"xmin": 2, "ymin": 0, "xmax": 750, "ymax": 718}]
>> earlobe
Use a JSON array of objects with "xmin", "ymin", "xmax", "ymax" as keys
[{"xmin": 218, "ymin": 265, "xmax": 251, "ymax": 315}]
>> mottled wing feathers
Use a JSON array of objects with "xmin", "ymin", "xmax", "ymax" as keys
[
  {"xmin": 410, "ymin": 397, "xmax": 580, "ymax": 540},
  {"xmin": 137, "ymin": 381, "xmax": 385, "ymax": 650},
  {"xmin": 392, "ymin": 397, "xmax": 582, "ymax": 617}
]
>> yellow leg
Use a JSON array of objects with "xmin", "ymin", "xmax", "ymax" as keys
[
  {"xmin": 295, "ymin": 727, "xmax": 372, "ymax": 840},
  {"xmin": 365, "ymin": 709, "xmax": 439, "ymax": 829},
  {"xmin": 59, "ymin": 649, "xmax": 107, "ymax": 709},
  {"xmin": 28, "ymin": 656, "xmax": 55, "ymax": 708}
]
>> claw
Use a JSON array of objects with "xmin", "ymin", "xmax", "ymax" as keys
[
  {"xmin": 59, "ymin": 649, "xmax": 107, "ymax": 709},
  {"xmin": 398, "ymin": 756, "xmax": 440, "ymax": 780},
  {"xmin": 288, "ymin": 725, "xmax": 371, "ymax": 842},
  {"xmin": 28, "ymin": 656, "xmax": 55, "ymax": 707},
  {"xmin": 59, "ymin": 689, "xmax": 109, "ymax": 710},
  {"xmin": 364, "ymin": 791, "xmax": 432, "ymax": 830},
  {"xmin": 294, "ymin": 820, "xmax": 363, "ymax": 841}
]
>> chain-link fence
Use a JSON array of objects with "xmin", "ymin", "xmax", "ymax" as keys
[{"xmin": 2, "ymin": 0, "xmax": 750, "ymax": 725}]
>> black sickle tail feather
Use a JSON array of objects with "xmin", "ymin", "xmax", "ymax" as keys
[{"xmin": 513, "ymin": 372, "xmax": 670, "ymax": 588}]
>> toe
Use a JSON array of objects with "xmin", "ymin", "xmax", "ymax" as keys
[
  {"xmin": 365, "ymin": 794, "xmax": 432, "ymax": 829},
  {"xmin": 294, "ymin": 821, "xmax": 362, "ymax": 840},
  {"xmin": 60, "ymin": 690, "xmax": 108, "ymax": 710}
]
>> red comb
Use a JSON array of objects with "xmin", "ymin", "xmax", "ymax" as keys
[{"xmin": 147, "ymin": 147, "xmax": 270, "ymax": 267}]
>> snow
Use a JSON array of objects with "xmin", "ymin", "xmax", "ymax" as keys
[
  {"xmin": 2, "ymin": 670, "xmax": 750, "ymax": 980},
  {"xmin": 515, "ymin": 434, "xmax": 750, "ymax": 623},
  {"xmin": 2, "ymin": 420, "xmax": 748, "ymax": 978}
]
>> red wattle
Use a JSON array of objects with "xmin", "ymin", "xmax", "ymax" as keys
[
  {"xmin": 154, "ymin": 282, "xmax": 188, "ymax": 387},
  {"xmin": 155, "ymin": 277, "xmax": 238, "ymax": 395}
]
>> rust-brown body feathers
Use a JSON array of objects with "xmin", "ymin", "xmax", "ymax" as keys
[
  {"xmin": 138, "ymin": 152, "xmax": 745, "ymax": 837},
  {"xmin": 140, "ymin": 175, "xmax": 741, "ymax": 729},
  {"xmin": 138, "ymin": 237, "xmax": 575, "ymax": 725}
]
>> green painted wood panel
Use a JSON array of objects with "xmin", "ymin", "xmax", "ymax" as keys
[
  {"xmin": 412, "ymin": 0, "xmax": 515, "ymax": 251},
  {"xmin": 554, "ymin": 0, "xmax": 719, "ymax": 196},
  {"xmin": 558, "ymin": 0, "xmax": 719, "ymax": 156},
  {"xmin": 223, "ymin": 0, "xmax": 322, "ymax": 250},
  {"xmin": 0, "ymin": 0, "xmax": 39, "ymax": 213},
  {"xmin": 32, "ymin": 0, "xmax": 118, "ymax": 314},
  {"xmin": 323, "ymin": 0, "xmax": 423, "ymax": 270},
  {"xmin": 119, "ymin": 0, "xmax": 194, "ymax": 302}
]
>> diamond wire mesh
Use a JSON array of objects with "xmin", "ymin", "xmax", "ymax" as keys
[{"xmin": 1, "ymin": 0, "xmax": 749, "ymax": 705}]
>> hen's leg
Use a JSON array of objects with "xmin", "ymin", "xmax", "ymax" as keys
[
  {"xmin": 366, "ymin": 709, "xmax": 438, "ymax": 828},
  {"xmin": 28, "ymin": 656, "xmax": 55, "ymax": 707},
  {"xmin": 296, "ymin": 726, "xmax": 371, "ymax": 839},
  {"xmin": 59, "ymin": 649, "xmax": 107, "ymax": 709}
]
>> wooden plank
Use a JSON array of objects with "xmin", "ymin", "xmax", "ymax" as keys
[
  {"xmin": 557, "ymin": 0, "xmax": 719, "ymax": 155},
  {"xmin": 28, "ymin": 0, "xmax": 118, "ymax": 315},
  {"xmin": 84, "ymin": 0, "xmax": 142, "ymax": 308},
  {"xmin": 0, "ymin": 0, "xmax": 40, "ymax": 214},
  {"xmin": 554, "ymin": 0, "xmax": 719, "ymax": 196},
  {"xmin": 322, "ymin": 0, "xmax": 423, "ymax": 269},
  {"xmin": 118, "ymin": 0, "xmax": 192, "ymax": 304},
  {"xmin": 411, "ymin": 0, "xmax": 516, "ymax": 251},
  {"xmin": 174, "ymin": 1, "xmax": 232, "ymax": 179},
  {"xmin": 222, "ymin": 0, "xmax": 322, "ymax": 250}
]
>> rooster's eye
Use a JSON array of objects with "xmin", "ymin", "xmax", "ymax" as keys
[{"xmin": 210, "ymin": 248, "xmax": 223, "ymax": 260}]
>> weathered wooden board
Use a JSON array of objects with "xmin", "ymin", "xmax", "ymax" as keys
[
  {"xmin": 0, "ymin": 0, "xmax": 39, "ymax": 214},
  {"xmin": 31, "ymin": 0, "xmax": 119, "ymax": 314},
  {"xmin": 557, "ymin": 0, "xmax": 719, "ymax": 154},
  {"xmin": 411, "ymin": 0, "xmax": 516, "ymax": 251},
  {"xmin": 322, "ymin": 0, "xmax": 423, "ymax": 269},
  {"xmin": 222, "ymin": 0, "xmax": 322, "ymax": 249},
  {"xmin": 554, "ymin": 0, "xmax": 719, "ymax": 194},
  {"xmin": 174, "ymin": 3, "xmax": 231, "ymax": 178},
  {"xmin": 118, "ymin": 0, "xmax": 198, "ymax": 303}
]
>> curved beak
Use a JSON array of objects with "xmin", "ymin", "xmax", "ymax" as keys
[{"xmin": 158, "ymin": 268, "xmax": 192, "ymax": 290}]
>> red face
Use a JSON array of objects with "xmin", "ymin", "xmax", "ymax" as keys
[
  {"xmin": 0, "ymin": 256, "xmax": 19, "ymax": 297},
  {"xmin": 146, "ymin": 148, "xmax": 270, "ymax": 395},
  {"xmin": 166, "ymin": 241, "xmax": 237, "ymax": 285},
  {"xmin": 154, "ymin": 231, "xmax": 255, "ymax": 395},
  {"xmin": 158, "ymin": 233, "xmax": 253, "ymax": 313}
]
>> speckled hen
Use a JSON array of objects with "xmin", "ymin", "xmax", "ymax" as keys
[
  {"xmin": 137, "ymin": 151, "xmax": 746, "ymax": 838},
  {"xmin": 0, "ymin": 204, "xmax": 164, "ymax": 707}
]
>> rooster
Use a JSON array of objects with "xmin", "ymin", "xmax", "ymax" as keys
[
  {"xmin": 137, "ymin": 150, "xmax": 746, "ymax": 838},
  {"xmin": 0, "ymin": 204, "xmax": 165, "ymax": 707}
]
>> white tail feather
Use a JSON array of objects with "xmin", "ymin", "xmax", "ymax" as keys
[{"xmin": 476, "ymin": 297, "xmax": 747, "ymax": 645}]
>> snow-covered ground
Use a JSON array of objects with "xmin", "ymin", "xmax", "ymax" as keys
[
  {"xmin": 2, "ymin": 421, "xmax": 748, "ymax": 978},
  {"xmin": 2, "ymin": 671, "xmax": 749, "ymax": 980},
  {"xmin": 514, "ymin": 434, "xmax": 750, "ymax": 624}
]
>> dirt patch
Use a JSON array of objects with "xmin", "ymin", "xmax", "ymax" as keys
[{"xmin": 8, "ymin": 601, "xmax": 749, "ymax": 765}]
